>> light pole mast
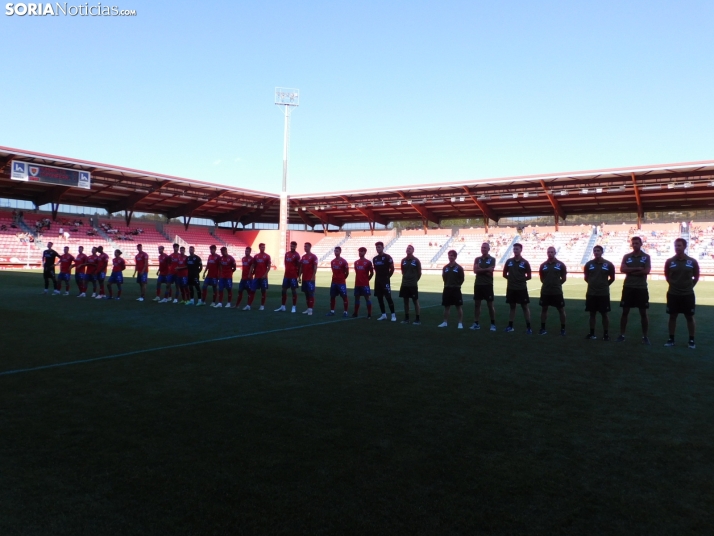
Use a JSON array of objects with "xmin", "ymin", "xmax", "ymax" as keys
[{"xmin": 275, "ymin": 87, "xmax": 299, "ymax": 262}]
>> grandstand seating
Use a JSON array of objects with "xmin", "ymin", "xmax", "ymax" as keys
[
  {"xmin": 0, "ymin": 211, "xmax": 38, "ymax": 263},
  {"xmin": 2, "ymin": 211, "xmax": 711, "ymax": 276},
  {"xmin": 687, "ymin": 222, "xmax": 714, "ymax": 273},
  {"xmin": 434, "ymin": 228, "xmax": 516, "ymax": 266},
  {"xmin": 594, "ymin": 223, "xmax": 682, "ymax": 268},
  {"xmin": 212, "ymin": 228, "xmax": 252, "ymax": 253},
  {"xmin": 307, "ymin": 233, "xmax": 346, "ymax": 264},
  {"xmin": 338, "ymin": 230, "xmax": 396, "ymax": 264},
  {"xmin": 91, "ymin": 219, "xmax": 168, "ymax": 264},
  {"xmin": 516, "ymin": 225, "xmax": 595, "ymax": 268},
  {"xmin": 164, "ymin": 223, "xmax": 230, "ymax": 259},
  {"xmin": 20, "ymin": 214, "xmax": 109, "ymax": 257},
  {"xmin": 386, "ymin": 230, "xmax": 453, "ymax": 266}
]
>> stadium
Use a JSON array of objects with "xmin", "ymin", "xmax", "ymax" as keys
[{"xmin": 2, "ymin": 144, "xmax": 714, "ymax": 534}]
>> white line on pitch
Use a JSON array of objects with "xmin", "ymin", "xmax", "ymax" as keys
[{"xmin": 0, "ymin": 304, "xmax": 441, "ymax": 376}]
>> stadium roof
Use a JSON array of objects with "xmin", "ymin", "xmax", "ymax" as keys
[
  {"xmin": 291, "ymin": 160, "xmax": 714, "ymax": 228},
  {"xmin": 0, "ymin": 146, "xmax": 279, "ymax": 226},
  {"xmin": 2, "ymin": 145, "xmax": 714, "ymax": 228}
]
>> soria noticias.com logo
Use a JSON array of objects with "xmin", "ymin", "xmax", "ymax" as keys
[{"xmin": 5, "ymin": 3, "xmax": 137, "ymax": 16}]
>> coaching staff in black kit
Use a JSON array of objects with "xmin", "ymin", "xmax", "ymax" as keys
[
  {"xmin": 42, "ymin": 241, "xmax": 61, "ymax": 295},
  {"xmin": 186, "ymin": 246, "xmax": 203, "ymax": 306},
  {"xmin": 373, "ymin": 241, "xmax": 397, "ymax": 321}
]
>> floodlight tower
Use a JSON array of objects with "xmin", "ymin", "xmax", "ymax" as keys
[{"xmin": 275, "ymin": 87, "xmax": 299, "ymax": 261}]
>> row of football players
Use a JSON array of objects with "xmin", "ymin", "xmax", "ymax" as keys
[
  {"xmin": 39, "ymin": 240, "xmax": 397, "ymax": 319},
  {"xmin": 39, "ymin": 236, "xmax": 700, "ymax": 347},
  {"xmin": 434, "ymin": 237, "xmax": 700, "ymax": 349}
]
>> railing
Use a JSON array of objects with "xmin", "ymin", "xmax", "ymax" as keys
[
  {"xmin": 173, "ymin": 235, "xmax": 189, "ymax": 248},
  {"xmin": 318, "ymin": 235, "xmax": 350, "ymax": 262},
  {"xmin": 431, "ymin": 236, "xmax": 455, "ymax": 263},
  {"xmin": 578, "ymin": 228, "xmax": 599, "ymax": 265},
  {"xmin": 498, "ymin": 235, "xmax": 520, "ymax": 264}
]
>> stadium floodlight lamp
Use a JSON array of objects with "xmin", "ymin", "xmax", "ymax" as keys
[
  {"xmin": 559, "ymin": 190, "xmax": 568, "ymax": 196},
  {"xmin": 500, "ymin": 194, "xmax": 514, "ymax": 199},
  {"xmin": 477, "ymin": 195, "xmax": 490, "ymax": 200},
  {"xmin": 667, "ymin": 184, "xmax": 676, "ymax": 189},
  {"xmin": 607, "ymin": 186, "xmax": 625, "ymax": 193},
  {"xmin": 275, "ymin": 88, "xmax": 300, "ymax": 106},
  {"xmin": 683, "ymin": 182, "xmax": 693, "ymax": 188},
  {"xmin": 459, "ymin": 196, "xmax": 465, "ymax": 202},
  {"xmin": 596, "ymin": 188, "xmax": 603, "ymax": 194},
  {"xmin": 301, "ymin": 207, "xmax": 307, "ymax": 211},
  {"xmin": 641, "ymin": 185, "xmax": 661, "ymax": 191},
  {"xmin": 581, "ymin": 189, "xmax": 589, "ymax": 195}
]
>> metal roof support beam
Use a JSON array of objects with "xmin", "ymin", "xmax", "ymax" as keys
[
  {"xmin": 462, "ymin": 187, "xmax": 499, "ymax": 223},
  {"xmin": 631, "ymin": 173, "xmax": 644, "ymax": 229},
  {"xmin": 539, "ymin": 180, "xmax": 566, "ymax": 221},
  {"xmin": 108, "ymin": 180, "xmax": 171, "ymax": 213},
  {"xmin": 307, "ymin": 209, "xmax": 342, "ymax": 230},
  {"xmin": 165, "ymin": 189, "xmax": 228, "ymax": 219},
  {"xmin": 34, "ymin": 186, "xmax": 72, "ymax": 212},
  {"xmin": 239, "ymin": 199, "xmax": 276, "ymax": 226},
  {"xmin": 294, "ymin": 208, "xmax": 314, "ymax": 228},
  {"xmin": 124, "ymin": 210, "xmax": 134, "ymax": 227},
  {"xmin": 339, "ymin": 196, "xmax": 390, "ymax": 226},
  {"xmin": 183, "ymin": 215, "xmax": 192, "ymax": 231},
  {"xmin": 213, "ymin": 207, "xmax": 251, "ymax": 224},
  {"xmin": 241, "ymin": 207, "xmax": 269, "ymax": 226},
  {"xmin": 396, "ymin": 191, "xmax": 440, "ymax": 225}
]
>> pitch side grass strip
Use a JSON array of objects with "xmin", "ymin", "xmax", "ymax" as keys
[{"xmin": 0, "ymin": 304, "xmax": 441, "ymax": 376}]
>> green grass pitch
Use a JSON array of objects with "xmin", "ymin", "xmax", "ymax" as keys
[{"xmin": 1, "ymin": 270, "xmax": 713, "ymax": 535}]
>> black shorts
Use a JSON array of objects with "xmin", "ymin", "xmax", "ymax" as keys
[
  {"xmin": 374, "ymin": 281, "xmax": 392, "ymax": 297},
  {"xmin": 539, "ymin": 293, "xmax": 565, "ymax": 308},
  {"xmin": 473, "ymin": 285, "xmax": 494, "ymax": 302},
  {"xmin": 399, "ymin": 285, "xmax": 419, "ymax": 300},
  {"xmin": 666, "ymin": 293, "xmax": 695, "ymax": 316},
  {"xmin": 620, "ymin": 287, "xmax": 649, "ymax": 309},
  {"xmin": 43, "ymin": 268, "xmax": 56, "ymax": 278},
  {"xmin": 585, "ymin": 294, "xmax": 611, "ymax": 314},
  {"xmin": 506, "ymin": 289, "xmax": 529, "ymax": 305},
  {"xmin": 442, "ymin": 288, "xmax": 463, "ymax": 307}
]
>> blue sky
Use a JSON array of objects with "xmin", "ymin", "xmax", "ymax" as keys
[{"xmin": 2, "ymin": 0, "xmax": 713, "ymax": 194}]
